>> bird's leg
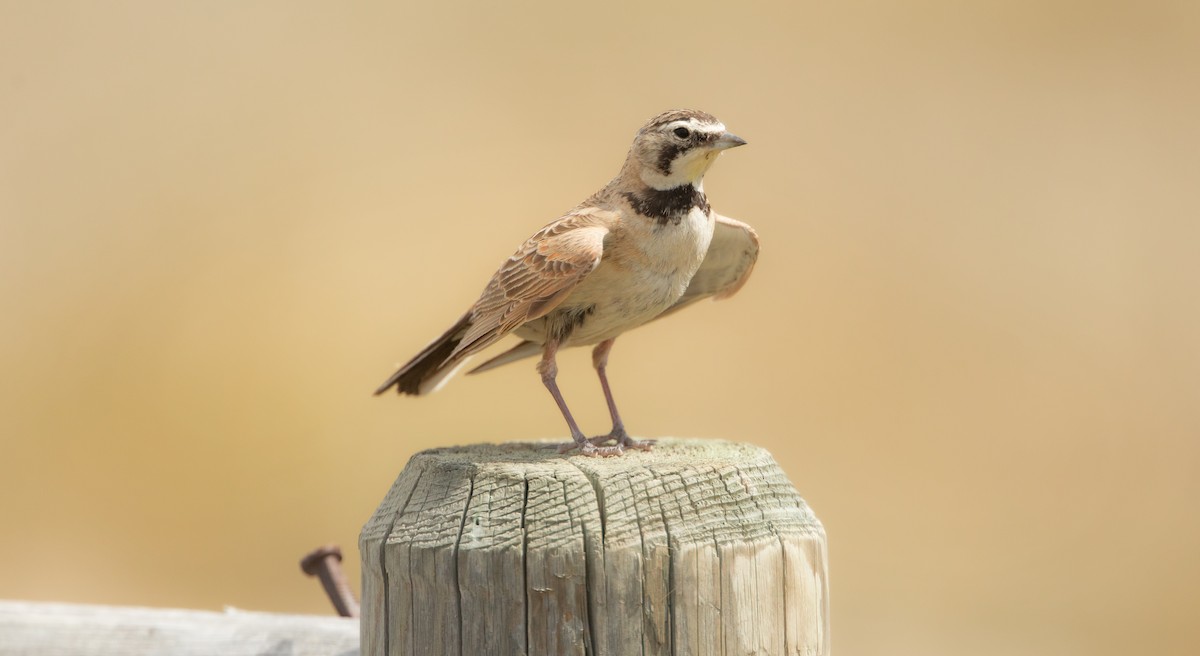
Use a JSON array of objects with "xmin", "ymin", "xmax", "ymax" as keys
[
  {"xmin": 587, "ymin": 339, "xmax": 654, "ymax": 451},
  {"xmin": 538, "ymin": 340, "xmax": 623, "ymax": 457}
]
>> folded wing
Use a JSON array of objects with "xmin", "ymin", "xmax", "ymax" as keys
[{"xmin": 451, "ymin": 213, "xmax": 610, "ymax": 359}]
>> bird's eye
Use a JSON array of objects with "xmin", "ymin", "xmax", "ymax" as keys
[{"xmin": 673, "ymin": 127, "xmax": 691, "ymax": 139}]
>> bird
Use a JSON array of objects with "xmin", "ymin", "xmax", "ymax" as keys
[{"xmin": 375, "ymin": 109, "xmax": 759, "ymax": 456}]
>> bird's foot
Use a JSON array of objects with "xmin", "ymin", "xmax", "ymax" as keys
[
  {"xmin": 587, "ymin": 429, "xmax": 655, "ymax": 452},
  {"xmin": 558, "ymin": 439, "xmax": 624, "ymax": 457}
]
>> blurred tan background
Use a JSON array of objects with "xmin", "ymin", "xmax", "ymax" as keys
[{"xmin": 2, "ymin": 1, "xmax": 1198, "ymax": 654}]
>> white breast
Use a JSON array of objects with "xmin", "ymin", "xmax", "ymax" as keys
[
  {"xmin": 642, "ymin": 206, "xmax": 716, "ymax": 282},
  {"xmin": 518, "ymin": 207, "xmax": 714, "ymax": 346}
]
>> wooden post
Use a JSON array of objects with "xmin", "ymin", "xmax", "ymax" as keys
[{"xmin": 360, "ymin": 438, "xmax": 830, "ymax": 656}]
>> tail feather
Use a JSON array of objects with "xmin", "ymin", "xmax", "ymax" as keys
[
  {"xmin": 467, "ymin": 340, "xmax": 542, "ymax": 375},
  {"xmin": 374, "ymin": 313, "xmax": 472, "ymax": 396}
]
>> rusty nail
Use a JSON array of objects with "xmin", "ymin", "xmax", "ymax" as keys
[{"xmin": 300, "ymin": 544, "xmax": 360, "ymax": 618}]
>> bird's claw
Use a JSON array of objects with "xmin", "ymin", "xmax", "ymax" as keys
[
  {"xmin": 587, "ymin": 430, "xmax": 655, "ymax": 452},
  {"xmin": 621, "ymin": 436, "xmax": 655, "ymax": 451},
  {"xmin": 559, "ymin": 440, "xmax": 624, "ymax": 457}
]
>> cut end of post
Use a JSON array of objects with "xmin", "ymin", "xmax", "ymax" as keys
[{"xmin": 359, "ymin": 437, "xmax": 830, "ymax": 655}]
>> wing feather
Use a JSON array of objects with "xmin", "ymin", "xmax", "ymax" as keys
[
  {"xmin": 658, "ymin": 213, "xmax": 759, "ymax": 318},
  {"xmin": 450, "ymin": 213, "xmax": 610, "ymax": 358}
]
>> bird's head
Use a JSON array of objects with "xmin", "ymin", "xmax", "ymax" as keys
[{"xmin": 625, "ymin": 109, "xmax": 747, "ymax": 191}]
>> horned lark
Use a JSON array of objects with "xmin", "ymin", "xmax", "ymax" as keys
[{"xmin": 375, "ymin": 109, "xmax": 759, "ymax": 456}]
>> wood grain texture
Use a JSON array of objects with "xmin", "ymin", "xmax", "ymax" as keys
[
  {"xmin": 0, "ymin": 601, "xmax": 358, "ymax": 656},
  {"xmin": 359, "ymin": 438, "xmax": 829, "ymax": 656}
]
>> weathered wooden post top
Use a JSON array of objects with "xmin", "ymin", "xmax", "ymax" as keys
[{"xmin": 360, "ymin": 438, "xmax": 830, "ymax": 655}]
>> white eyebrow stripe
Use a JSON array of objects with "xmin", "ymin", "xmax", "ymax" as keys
[{"xmin": 666, "ymin": 119, "xmax": 726, "ymax": 134}]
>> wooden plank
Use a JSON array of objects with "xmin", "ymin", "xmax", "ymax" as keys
[
  {"xmin": 568, "ymin": 454, "xmax": 671, "ymax": 656},
  {"xmin": 782, "ymin": 534, "xmax": 831, "ymax": 656},
  {"xmin": 594, "ymin": 465, "xmax": 651, "ymax": 656},
  {"xmin": 456, "ymin": 464, "xmax": 527, "ymax": 655},
  {"xmin": 522, "ymin": 461, "xmax": 591, "ymax": 656},
  {"xmin": 359, "ymin": 457, "xmax": 425, "ymax": 655},
  {"xmin": 0, "ymin": 601, "xmax": 357, "ymax": 656},
  {"xmin": 672, "ymin": 540, "xmax": 722, "ymax": 656},
  {"xmin": 383, "ymin": 459, "xmax": 474, "ymax": 656}
]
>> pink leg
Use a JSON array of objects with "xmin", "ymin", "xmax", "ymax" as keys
[
  {"xmin": 587, "ymin": 339, "xmax": 654, "ymax": 451},
  {"xmin": 538, "ymin": 340, "xmax": 623, "ymax": 457}
]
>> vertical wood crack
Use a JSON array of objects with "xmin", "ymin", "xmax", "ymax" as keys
[
  {"xmin": 558, "ymin": 473, "xmax": 598, "ymax": 656},
  {"xmin": 381, "ymin": 466, "xmax": 425, "ymax": 656},
  {"xmin": 659, "ymin": 502, "xmax": 675, "ymax": 656},
  {"xmin": 624, "ymin": 473, "xmax": 649, "ymax": 656},
  {"xmin": 452, "ymin": 474, "xmax": 476, "ymax": 656},
  {"xmin": 566, "ymin": 458, "xmax": 607, "ymax": 655},
  {"xmin": 648, "ymin": 465, "xmax": 677, "ymax": 656},
  {"xmin": 521, "ymin": 474, "xmax": 530, "ymax": 654}
]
